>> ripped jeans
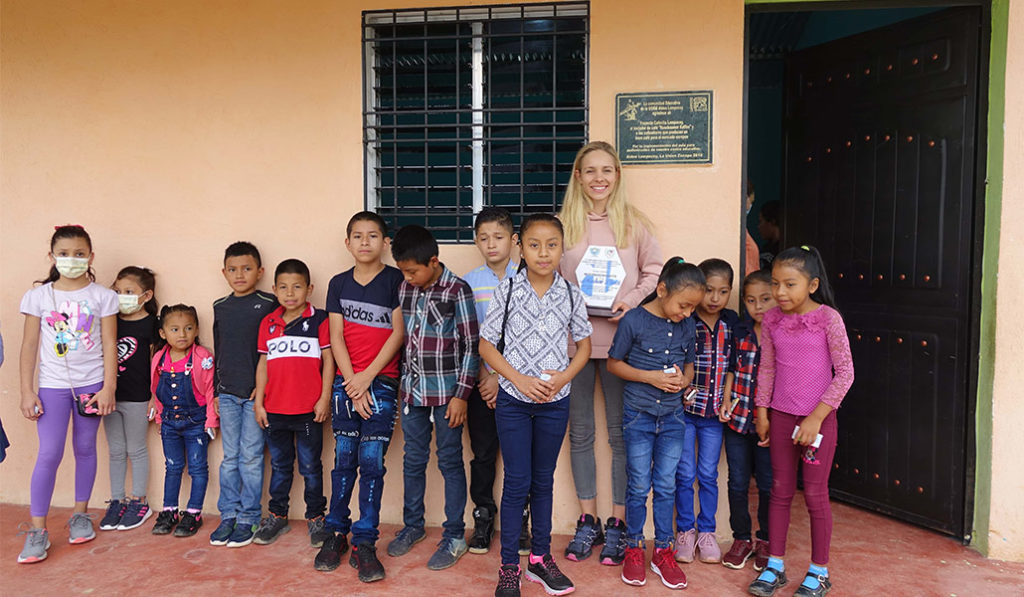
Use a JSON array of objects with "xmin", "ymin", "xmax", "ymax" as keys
[{"xmin": 160, "ymin": 411, "xmax": 209, "ymax": 511}]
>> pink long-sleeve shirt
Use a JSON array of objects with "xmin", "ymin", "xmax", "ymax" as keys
[
  {"xmin": 754, "ymin": 305, "xmax": 854, "ymax": 416},
  {"xmin": 559, "ymin": 211, "xmax": 662, "ymax": 359}
]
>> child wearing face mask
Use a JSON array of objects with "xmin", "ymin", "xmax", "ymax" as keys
[
  {"xmin": 17, "ymin": 225, "xmax": 119, "ymax": 563},
  {"xmin": 98, "ymin": 267, "xmax": 159, "ymax": 533}
]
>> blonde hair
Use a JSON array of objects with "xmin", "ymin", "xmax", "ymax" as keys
[{"xmin": 558, "ymin": 141, "xmax": 652, "ymax": 249}]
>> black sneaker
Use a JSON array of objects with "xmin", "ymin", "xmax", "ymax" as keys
[
  {"xmin": 350, "ymin": 542, "xmax": 386, "ymax": 583},
  {"xmin": 116, "ymin": 499, "xmax": 153, "ymax": 531},
  {"xmin": 564, "ymin": 514, "xmax": 604, "ymax": 562},
  {"xmin": 152, "ymin": 510, "xmax": 179, "ymax": 535},
  {"xmin": 314, "ymin": 533, "xmax": 348, "ymax": 572},
  {"xmin": 307, "ymin": 515, "xmax": 332, "ymax": 548},
  {"xmin": 469, "ymin": 507, "xmax": 495, "ymax": 554},
  {"xmin": 495, "ymin": 563, "xmax": 522, "ymax": 597},
  {"xmin": 598, "ymin": 517, "xmax": 627, "ymax": 565},
  {"xmin": 525, "ymin": 553, "xmax": 574, "ymax": 595},
  {"xmin": 253, "ymin": 514, "xmax": 290, "ymax": 545},
  {"xmin": 173, "ymin": 511, "xmax": 203, "ymax": 537},
  {"xmin": 99, "ymin": 500, "xmax": 126, "ymax": 531},
  {"xmin": 518, "ymin": 508, "xmax": 531, "ymax": 556}
]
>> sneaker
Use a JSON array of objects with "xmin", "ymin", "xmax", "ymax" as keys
[
  {"xmin": 673, "ymin": 528, "xmax": 696, "ymax": 563},
  {"xmin": 525, "ymin": 553, "xmax": 575, "ymax": 596},
  {"xmin": 173, "ymin": 511, "xmax": 203, "ymax": 537},
  {"xmin": 152, "ymin": 510, "xmax": 179, "ymax": 535},
  {"xmin": 518, "ymin": 508, "xmax": 532, "ymax": 556},
  {"xmin": 16, "ymin": 526, "xmax": 50, "ymax": 564},
  {"xmin": 752, "ymin": 539, "xmax": 770, "ymax": 571},
  {"xmin": 696, "ymin": 531, "xmax": 721, "ymax": 563},
  {"xmin": 748, "ymin": 566, "xmax": 788, "ymax": 597},
  {"xmin": 209, "ymin": 518, "xmax": 236, "ymax": 546},
  {"xmin": 226, "ymin": 521, "xmax": 259, "ymax": 548},
  {"xmin": 564, "ymin": 514, "xmax": 603, "ymax": 562},
  {"xmin": 469, "ymin": 507, "xmax": 495, "ymax": 554},
  {"xmin": 253, "ymin": 514, "xmax": 290, "ymax": 545},
  {"xmin": 599, "ymin": 517, "xmax": 627, "ymax": 565},
  {"xmin": 620, "ymin": 546, "xmax": 646, "ymax": 586},
  {"xmin": 386, "ymin": 525, "xmax": 426, "ymax": 557},
  {"xmin": 651, "ymin": 546, "xmax": 688, "ymax": 589},
  {"xmin": 307, "ymin": 515, "xmax": 332, "ymax": 548},
  {"xmin": 314, "ymin": 532, "xmax": 347, "ymax": 571},
  {"xmin": 495, "ymin": 563, "xmax": 522, "ymax": 597},
  {"xmin": 427, "ymin": 536, "xmax": 468, "ymax": 570},
  {"xmin": 99, "ymin": 500, "xmax": 126, "ymax": 531},
  {"xmin": 722, "ymin": 539, "xmax": 754, "ymax": 569},
  {"xmin": 793, "ymin": 572, "xmax": 832, "ymax": 597},
  {"xmin": 117, "ymin": 499, "xmax": 153, "ymax": 531},
  {"xmin": 67, "ymin": 512, "xmax": 97, "ymax": 544},
  {"xmin": 350, "ymin": 542, "xmax": 386, "ymax": 583}
]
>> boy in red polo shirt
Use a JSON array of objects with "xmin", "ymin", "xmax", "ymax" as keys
[{"xmin": 253, "ymin": 259, "xmax": 334, "ymax": 547}]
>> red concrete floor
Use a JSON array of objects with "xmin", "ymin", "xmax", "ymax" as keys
[{"xmin": 1, "ymin": 498, "xmax": 1022, "ymax": 596}]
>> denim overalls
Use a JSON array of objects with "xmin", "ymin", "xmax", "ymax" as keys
[{"xmin": 156, "ymin": 348, "xmax": 209, "ymax": 511}]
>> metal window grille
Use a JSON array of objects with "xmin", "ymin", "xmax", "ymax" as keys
[{"xmin": 363, "ymin": 2, "xmax": 589, "ymax": 242}]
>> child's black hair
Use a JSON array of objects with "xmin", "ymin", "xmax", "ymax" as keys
[
  {"xmin": 772, "ymin": 245, "xmax": 838, "ymax": 309},
  {"xmin": 474, "ymin": 207, "xmax": 515, "ymax": 234},
  {"xmin": 156, "ymin": 303, "xmax": 201, "ymax": 350},
  {"xmin": 516, "ymin": 213, "xmax": 564, "ymax": 273},
  {"xmin": 641, "ymin": 257, "xmax": 706, "ymax": 305},
  {"xmin": 698, "ymin": 258, "xmax": 734, "ymax": 286},
  {"xmin": 223, "ymin": 241, "xmax": 263, "ymax": 268},
  {"xmin": 274, "ymin": 258, "xmax": 311, "ymax": 286},
  {"xmin": 115, "ymin": 266, "xmax": 159, "ymax": 317},
  {"xmin": 391, "ymin": 225, "xmax": 439, "ymax": 266},
  {"xmin": 742, "ymin": 269, "xmax": 772, "ymax": 295},
  {"xmin": 38, "ymin": 225, "xmax": 95, "ymax": 285},
  {"xmin": 347, "ymin": 211, "xmax": 389, "ymax": 237}
]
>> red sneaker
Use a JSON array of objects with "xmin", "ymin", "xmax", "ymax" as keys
[
  {"xmin": 620, "ymin": 546, "xmax": 646, "ymax": 586},
  {"xmin": 752, "ymin": 539, "xmax": 770, "ymax": 571},
  {"xmin": 722, "ymin": 539, "xmax": 754, "ymax": 569},
  {"xmin": 651, "ymin": 546, "xmax": 688, "ymax": 589}
]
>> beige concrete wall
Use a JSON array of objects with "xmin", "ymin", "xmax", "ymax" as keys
[
  {"xmin": 0, "ymin": 0, "xmax": 741, "ymax": 535},
  {"xmin": 987, "ymin": 0, "xmax": 1024, "ymax": 563}
]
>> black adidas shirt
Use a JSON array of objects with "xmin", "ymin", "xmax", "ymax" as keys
[
  {"xmin": 115, "ymin": 314, "xmax": 157, "ymax": 402},
  {"xmin": 213, "ymin": 290, "xmax": 278, "ymax": 398}
]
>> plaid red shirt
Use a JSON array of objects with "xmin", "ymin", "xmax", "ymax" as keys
[
  {"xmin": 685, "ymin": 309, "xmax": 736, "ymax": 419},
  {"xmin": 727, "ymin": 318, "xmax": 759, "ymax": 434}
]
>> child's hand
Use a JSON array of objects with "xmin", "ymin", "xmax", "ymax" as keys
[
  {"xmin": 755, "ymin": 412, "xmax": 770, "ymax": 446},
  {"xmin": 352, "ymin": 392, "xmax": 374, "ymax": 420},
  {"xmin": 541, "ymin": 370, "xmax": 571, "ymax": 402},
  {"xmin": 147, "ymin": 401, "xmax": 156, "ymax": 422},
  {"xmin": 89, "ymin": 388, "xmax": 116, "ymax": 416},
  {"xmin": 343, "ymin": 371, "xmax": 374, "ymax": 400},
  {"xmin": 608, "ymin": 301, "xmax": 630, "ymax": 323},
  {"xmin": 20, "ymin": 391, "xmax": 43, "ymax": 420},
  {"xmin": 254, "ymin": 404, "xmax": 269, "ymax": 429},
  {"xmin": 645, "ymin": 368, "xmax": 684, "ymax": 394},
  {"xmin": 445, "ymin": 399, "xmax": 467, "ymax": 428},
  {"xmin": 313, "ymin": 396, "xmax": 330, "ymax": 423},
  {"xmin": 794, "ymin": 415, "xmax": 822, "ymax": 446},
  {"xmin": 213, "ymin": 396, "xmax": 220, "ymax": 416},
  {"xmin": 683, "ymin": 386, "xmax": 698, "ymax": 406},
  {"xmin": 718, "ymin": 399, "xmax": 733, "ymax": 423},
  {"xmin": 479, "ymin": 373, "xmax": 499, "ymax": 407},
  {"xmin": 514, "ymin": 374, "xmax": 553, "ymax": 403}
]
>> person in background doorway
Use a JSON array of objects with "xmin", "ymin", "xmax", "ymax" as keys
[
  {"xmin": 758, "ymin": 201, "xmax": 782, "ymax": 270},
  {"xmin": 744, "ymin": 180, "xmax": 760, "ymax": 277}
]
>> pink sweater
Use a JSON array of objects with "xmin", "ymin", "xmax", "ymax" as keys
[
  {"xmin": 754, "ymin": 305, "xmax": 854, "ymax": 416},
  {"xmin": 559, "ymin": 211, "xmax": 662, "ymax": 359}
]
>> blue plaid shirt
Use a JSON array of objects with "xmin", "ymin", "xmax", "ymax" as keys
[{"xmin": 684, "ymin": 309, "xmax": 737, "ymax": 419}]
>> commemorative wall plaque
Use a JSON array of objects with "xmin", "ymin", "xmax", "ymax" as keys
[{"xmin": 615, "ymin": 91, "xmax": 712, "ymax": 164}]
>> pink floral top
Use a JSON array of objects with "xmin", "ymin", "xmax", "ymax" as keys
[{"xmin": 754, "ymin": 305, "xmax": 854, "ymax": 416}]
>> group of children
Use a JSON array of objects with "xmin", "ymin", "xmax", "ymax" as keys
[{"xmin": 17, "ymin": 146, "xmax": 853, "ymax": 597}]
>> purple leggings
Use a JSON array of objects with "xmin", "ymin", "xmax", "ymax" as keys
[
  {"xmin": 30, "ymin": 383, "xmax": 104, "ymax": 517},
  {"xmin": 768, "ymin": 408, "xmax": 837, "ymax": 565}
]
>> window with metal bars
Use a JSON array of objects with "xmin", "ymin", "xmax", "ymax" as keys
[{"xmin": 362, "ymin": 2, "xmax": 589, "ymax": 243}]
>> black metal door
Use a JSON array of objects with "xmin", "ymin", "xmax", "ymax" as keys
[{"xmin": 781, "ymin": 7, "xmax": 980, "ymax": 537}]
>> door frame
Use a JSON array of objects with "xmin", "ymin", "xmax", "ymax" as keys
[{"xmin": 741, "ymin": 0, "xmax": 1005, "ymax": 551}]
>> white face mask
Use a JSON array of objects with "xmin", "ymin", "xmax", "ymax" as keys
[
  {"xmin": 118, "ymin": 293, "xmax": 144, "ymax": 315},
  {"xmin": 54, "ymin": 256, "xmax": 90, "ymax": 279}
]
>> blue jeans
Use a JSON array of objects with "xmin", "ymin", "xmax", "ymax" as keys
[
  {"xmin": 724, "ymin": 427, "xmax": 771, "ymax": 541},
  {"xmin": 675, "ymin": 412, "xmax": 724, "ymax": 533},
  {"xmin": 400, "ymin": 401, "xmax": 466, "ymax": 540},
  {"xmin": 495, "ymin": 389, "xmax": 570, "ymax": 565},
  {"xmin": 265, "ymin": 412, "xmax": 326, "ymax": 519},
  {"xmin": 326, "ymin": 375, "xmax": 398, "ymax": 545},
  {"xmin": 216, "ymin": 393, "xmax": 265, "ymax": 525},
  {"xmin": 160, "ymin": 413, "xmax": 209, "ymax": 511},
  {"xmin": 623, "ymin": 404, "xmax": 686, "ymax": 549}
]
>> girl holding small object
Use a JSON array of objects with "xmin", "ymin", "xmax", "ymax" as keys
[{"xmin": 747, "ymin": 246, "xmax": 854, "ymax": 597}]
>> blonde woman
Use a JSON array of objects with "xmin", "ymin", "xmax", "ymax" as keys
[{"xmin": 558, "ymin": 141, "xmax": 662, "ymax": 565}]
